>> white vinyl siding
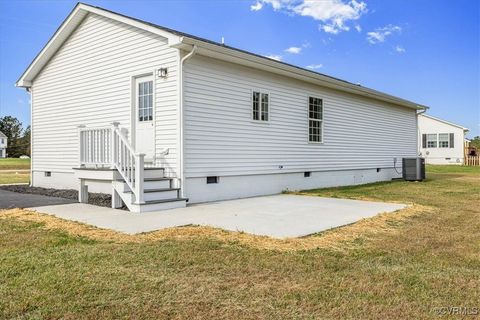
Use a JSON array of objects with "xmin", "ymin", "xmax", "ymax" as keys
[
  {"xmin": 183, "ymin": 55, "xmax": 417, "ymax": 178},
  {"xmin": 32, "ymin": 13, "xmax": 179, "ymax": 176}
]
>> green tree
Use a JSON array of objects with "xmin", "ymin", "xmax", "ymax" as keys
[
  {"xmin": 469, "ymin": 136, "xmax": 480, "ymax": 149},
  {"xmin": 19, "ymin": 125, "xmax": 31, "ymax": 157},
  {"xmin": 0, "ymin": 116, "xmax": 27, "ymax": 157}
]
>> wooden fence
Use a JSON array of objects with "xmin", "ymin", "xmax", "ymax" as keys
[{"xmin": 464, "ymin": 155, "xmax": 480, "ymax": 166}]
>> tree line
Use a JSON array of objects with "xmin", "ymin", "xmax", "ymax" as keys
[{"xmin": 0, "ymin": 116, "xmax": 30, "ymax": 158}]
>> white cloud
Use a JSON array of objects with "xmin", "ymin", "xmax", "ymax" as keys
[
  {"xmin": 306, "ymin": 64, "xmax": 323, "ymax": 69},
  {"xmin": 251, "ymin": 0, "xmax": 367, "ymax": 34},
  {"xmin": 395, "ymin": 45, "xmax": 406, "ymax": 53},
  {"xmin": 355, "ymin": 25, "xmax": 362, "ymax": 32},
  {"xmin": 250, "ymin": 2, "xmax": 263, "ymax": 11},
  {"xmin": 285, "ymin": 46, "xmax": 302, "ymax": 54},
  {"xmin": 366, "ymin": 24, "xmax": 402, "ymax": 44},
  {"xmin": 265, "ymin": 54, "xmax": 282, "ymax": 61}
]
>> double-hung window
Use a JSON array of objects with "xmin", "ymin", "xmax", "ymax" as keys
[
  {"xmin": 309, "ymin": 97, "xmax": 323, "ymax": 142},
  {"xmin": 426, "ymin": 134, "xmax": 437, "ymax": 148},
  {"xmin": 438, "ymin": 133, "xmax": 449, "ymax": 148},
  {"xmin": 252, "ymin": 91, "xmax": 269, "ymax": 121}
]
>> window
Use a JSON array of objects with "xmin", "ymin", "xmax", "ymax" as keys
[
  {"xmin": 252, "ymin": 91, "xmax": 269, "ymax": 121},
  {"xmin": 309, "ymin": 97, "xmax": 323, "ymax": 142},
  {"xmin": 438, "ymin": 133, "xmax": 449, "ymax": 148},
  {"xmin": 138, "ymin": 80, "xmax": 153, "ymax": 121},
  {"xmin": 426, "ymin": 134, "xmax": 437, "ymax": 148},
  {"xmin": 206, "ymin": 176, "xmax": 219, "ymax": 184}
]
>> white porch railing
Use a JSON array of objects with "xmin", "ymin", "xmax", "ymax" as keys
[
  {"xmin": 78, "ymin": 123, "xmax": 145, "ymax": 204},
  {"xmin": 79, "ymin": 126, "xmax": 111, "ymax": 166}
]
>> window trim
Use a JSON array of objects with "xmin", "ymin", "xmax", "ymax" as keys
[
  {"xmin": 308, "ymin": 96, "xmax": 324, "ymax": 144},
  {"xmin": 251, "ymin": 89, "xmax": 271, "ymax": 123}
]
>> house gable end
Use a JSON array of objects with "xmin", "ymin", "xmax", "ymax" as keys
[{"xmin": 16, "ymin": 3, "xmax": 180, "ymax": 88}]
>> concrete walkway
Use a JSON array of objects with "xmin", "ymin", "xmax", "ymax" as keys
[
  {"xmin": 0, "ymin": 189, "xmax": 75, "ymax": 209},
  {"xmin": 27, "ymin": 194, "xmax": 406, "ymax": 239}
]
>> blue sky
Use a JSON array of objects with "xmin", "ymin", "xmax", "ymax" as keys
[{"xmin": 1, "ymin": 0, "xmax": 479, "ymax": 136}]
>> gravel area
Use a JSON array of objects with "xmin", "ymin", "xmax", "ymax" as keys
[{"xmin": 0, "ymin": 185, "xmax": 121, "ymax": 209}]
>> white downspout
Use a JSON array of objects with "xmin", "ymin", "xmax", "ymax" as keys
[
  {"xmin": 416, "ymin": 107, "xmax": 428, "ymax": 156},
  {"xmin": 178, "ymin": 44, "xmax": 198, "ymax": 199},
  {"xmin": 28, "ymin": 86, "xmax": 33, "ymax": 187}
]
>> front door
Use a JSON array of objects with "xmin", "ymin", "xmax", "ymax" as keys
[{"xmin": 134, "ymin": 75, "xmax": 155, "ymax": 161}]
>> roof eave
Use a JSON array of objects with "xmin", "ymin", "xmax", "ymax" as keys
[
  {"xmin": 420, "ymin": 114, "xmax": 469, "ymax": 131},
  {"xmin": 174, "ymin": 38, "xmax": 427, "ymax": 111}
]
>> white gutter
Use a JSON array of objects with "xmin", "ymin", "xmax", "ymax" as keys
[{"xmin": 178, "ymin": 44, "xmax": 197, "ymax": 199}]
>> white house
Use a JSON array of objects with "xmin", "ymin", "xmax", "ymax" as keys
[
  {"xmin": 16, "ymin": 3, "xmax": 427, "ymax": 212},
  {"xmin": 418, "ymin": 114, "xmax": 469, "ymax": 165},
  {"xmin": 0, "ymin": 131, "xmax": 7, "ymax": 158}
]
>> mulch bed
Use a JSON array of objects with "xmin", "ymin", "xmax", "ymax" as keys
[{"xmin": 0, "ymin": 185, "xmax": 114, "ymax": 208}]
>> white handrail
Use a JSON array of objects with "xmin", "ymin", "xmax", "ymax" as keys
[{"xmin": 111, "ymin": 123, "xmax": 145, "ymax": 204}]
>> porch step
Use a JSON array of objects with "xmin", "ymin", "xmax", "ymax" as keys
[
  {"xmin": 128, "ymin": 198, "xmax": 188, "ymax": 212},
  {"xmin": 115, "ymin": 178, "xmax": 172, "ymax": 192},
  {"xmin": 125, "ymin": 188, "xmax": 180, "ymax": 202},
  {"xmin": 143, "ymin": 167, "xmax": 165, "ymax": 179},
  {"xmin": 112, "ymin": 177, "xmax": 185, "ymax": 212}
]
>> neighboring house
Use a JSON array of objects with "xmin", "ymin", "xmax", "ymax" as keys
[
  {"xmin": 418, "ymin": 114, "xmax": 469, "ymax": 165},
  {"xmin": 0, "ymin": 131, "xmax": 7, "ymax": 158},
  {"xmin": 16, "ymin": 3, "xmax": 427, "ymax": 212},
  {"xmin": 464, "ymin": 139, "xmax": 478, "ymax": 157}
]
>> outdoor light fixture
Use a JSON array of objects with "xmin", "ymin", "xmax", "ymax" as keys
[{"xmin": 158, "ymin": 68, "xmax": 168, "ymax": 78}]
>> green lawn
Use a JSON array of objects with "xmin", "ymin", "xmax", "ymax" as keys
[
  {"xmin": 426, "ymin": 164, "xmax": 480, "ymax": 174},
  {"xmin": 0, "ymin": 158, "xmax": 31, "ymax": 170},
  {"xmin": 0, "ymin": 158, "xmax": 30, "ymax": 184},
  {"xmin": 0, "ymin": 165, "xmax": 479, "ymax": 319},
  {"xmin": 0, "ymin": 171, "xmax": 30, "ymax": 184}
]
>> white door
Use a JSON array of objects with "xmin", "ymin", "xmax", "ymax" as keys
[{"xmin": 134, "ymin": 75, "xmax": 155, "ymax": 161}]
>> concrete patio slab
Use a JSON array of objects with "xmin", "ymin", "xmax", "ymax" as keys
[
  {"xmin": 0, "ymin": 189, "xmax": 75, "ymax": 209},
  {"xmin": 27, "ymin": 194, "xmax": 407, "ymax": 239}
]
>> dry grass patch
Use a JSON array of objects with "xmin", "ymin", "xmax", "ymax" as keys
[{"xmin": 0, "ymin": 204, "xmax": 432, "ymax": 251}]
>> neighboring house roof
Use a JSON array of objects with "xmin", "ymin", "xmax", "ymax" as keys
[
  {"xmin": 0, "ymin": 131, "xmax": 7, "ymax": 138},
  {"xmin": 419, "ymin": 114, "xmax": 469, "ymax": 132},
  {"xmin": 16, "ymin": 2, "xmax": 428, "ymax": 111}
]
